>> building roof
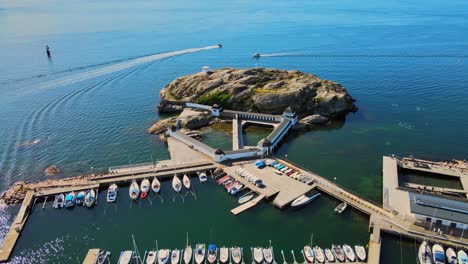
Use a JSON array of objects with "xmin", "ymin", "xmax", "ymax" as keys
[
  {"xmin": 283, "ymin": 107, "xmax": 294, "ymax": 114},
  {"xmin": 409, "ymin": 192, "xmax": 468, "ymax": 225},
  {"xmin": 266, "ymin": 118, "xmax": 290, "ymax": 143}
]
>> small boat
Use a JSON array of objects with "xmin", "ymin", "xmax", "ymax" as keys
[
  {"xmin": 172, "ymin": 175, "xmax": 182, "ymax": 192},
  {"xmin": 324, "ymin": 248, "xmax": 335, "ymax": 263},
  {"xmin": 107, "ymin": 184, "xmax": 118, "ymax": 203},
  {"xmin": 84, "ymin": 189, "xmax": 96, "ymax": 207},
  {"xmin": 220, "ymin": 247, "xmax": 229, "ymax": 263},
  {"xmin": 432, "ymin": 244, "xmax": 445, "ymax": 264},
  {"xmin": 96, "ymin": 250, "xmax": 111, "ymax": 264},
  {"xmin": 231, "ymin": 247, "xmax": 242, "ymax": 264},
  {"xmin": 183, "ymin": 246, "xmax": 192, "ymax": 264},
  {"xmin": 335, "ymin": 202, "xmax": 347, "ymax": 214},
  {"xmin": 53, "ymin": 194, "xmax": 65, "ymax": 208},
  {"xmin": 217, "ymin": 175, "xmax": 231, "ymax": 185},
  {"xmin": 418, "ymin": 241, "xmax": 432, "ymax": 264},
  {"xmin": 313, "ymin": 247, "xmax": 325, "ymax": 263},
  {"xmin": 303, "ymin": 246, "xmax": 314, "ymax": 263},
  {"xmin": 171, "ymin": 249, "xmax": 180, "ymax": 264},
  {"xmin": 252, "ymin": 53, "xmax": 261, "ymax": 58},
  {"xmin": 198, "ymin": 171, "xmax": 208, "ymax": 183},
  {"xmin": 118, "ymin": 251, "xmax": 134, "ymax": 264},
  {"xmin": 64, "ymin": 192, "xmax": 76, "ymax": 208},
  {"xmin": 152, "ymin": 177, "xmax": 161, "ymax": 193},
  {"xmin": 183, "ymin": 174, "xmax": 191, "ymax": 189},
  {"xmin": 158, "ymin": 249, "xmax": 171, "ymax": 264},
  {"xmin": 447, "ymin": 247, "xmax": 457, "ymax": 264},
  {"xmin": 229, "ymin": 183, "xmax": 244, "ymax": 195},
  {"xmin": 141, "ymin": 179, "xmax": 150, "ymax": 198},
  {"xmin": 262, "ymin": 247, "xmax": 273, "ymax": 264},
  {"xmin": 342, "ymin": 245, "xmax": 356, "ymax": 262},
  {"xmin": 458, "ymin": 250, "xmax": 468, "ymax": 264},
  {"xmin": 76, "ymin": 191, "xmax": 85, "ymax": 205},
  {"xmin": 207, "ymin": 244, "xmax": 217, "ymax": 264},
  {"xmin": 195, "ymin": 244, "xmax": 206, "ymax": 264},
  {"xmin": 238, "ymin": 192, "xmax": 255, "ymax": 204},
  {"xmin": 354, "ymin": 245, "xmax": 366, "ymax": 262},
  {"xmin": 147, "ymin": 251, "xmax": 157, "ymax": 264},
  {"xmin": 331, "ymin": 245, "xmax": 345, "ymax": 262},
  {"xmin": 129, "ymin": 180, "xmax": 139, "ymax": 200},
  {"xmin": 253, "ymin": 247, "xmax": 263, "ymax": 263},
  {"xmin": 291, "ymin": 193, "xmax": 321, "ymax": 207}
]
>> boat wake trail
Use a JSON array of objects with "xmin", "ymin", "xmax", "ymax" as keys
[
  {"xmin": 258, "ymin": 52, "xmax": 468, "ymax": 58},
  {"xmin": 33, "ymin": 45, "xmax": 220, "ymax": 90}
]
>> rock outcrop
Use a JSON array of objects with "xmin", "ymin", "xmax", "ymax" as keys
[{"xmin": 44, "ymin": 165, "xmax": 59, "ymax": 176}]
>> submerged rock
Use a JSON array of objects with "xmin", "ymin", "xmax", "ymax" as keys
[{"xmin": 44, "ymin": 165, "xmax": 59, "ymax": 176}]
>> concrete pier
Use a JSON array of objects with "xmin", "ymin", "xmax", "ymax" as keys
[{"xmin": 231, "ymin": 194, "xmax": 265, "ymax": 215}]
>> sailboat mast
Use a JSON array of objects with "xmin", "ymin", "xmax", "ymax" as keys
[{"xmin": 132, "ymin": 235, "xmax": 143, "ymax": 264}]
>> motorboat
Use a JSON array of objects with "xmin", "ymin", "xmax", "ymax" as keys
[
  {"xmin": 447, "ymin": 247, "xmax": 457, "ymax": 264},
  {"xmin": 342, "ymin": 244, "xmax": 356, "ymax": 262},
  {"xmin": 229, "ymin": 183, "xmax": 244, "ymax": 195},
  {"xmin": 171, "ymin": 249, "xmax": 180, "ymax": 264},
  {"xmin": 331, "ymin": 244, "xmax": 345, "ymax": 262},
  {"xmin": 217, "ymin": 175, "xmax": 231, "ymax": 185},
  {"xmin": 253, "ymin": 247, "xmax": 263, "ymax": 263},
  {"xmin": 418, "ymin": 241, "xmax": 432, "ymax": 264},
  {"xmin": 141, "ymin": 179, "xmax": 150, "ymax": 199},
  {"xmin": 335, "ymin": 202, "xmax": 347, "ymax": 214},
  {"xmin": 107, "ymin": 184, "xmax": 118, "ymax": 203},
  {"xmin": 291, "ymin": 193, "xmax": 321, "ymax": 207},
  {"xmin": 64, "ymin": 192, "xmax": 76, "ymax": 208},
  {"xmin": 355, "ymin": 245, "xmax": 366, "ymax": 262},
  {"xmin": 76, "ymin": 191, "xmax": 85, "ymax": 205},
  {"xmin": 118, "ymin": 251, "xmax": 134, "ymax": 264},
  {"xmin": 84, "ymin": 189, "xmax": 96, "ymax": 208},
  {"xmin": 183, "ymin": 246, "xmax": 192, "ymax": 264},
  {"xmin": 458, "ymin": 250, "xmax": 468, "ymax": 264},
  {"xmin": 152, "ymin": 177, "xmax": 161, "ymax": 193},
  {"xmin": 324, "ymin": 248, "xmax": 335, "ymax": 263},
  {"xmin": 262, "ymin": 247, "xmax": 273, "ymax": 264},
  {"xmin": 207, "ymin": 244, "xmax": 217, "ymax": 264},
  {"xmin": 129, "ymin": 180, "xmax": 140, "ymax": 200},
  {"xmin": 217, "ymin": 44, "xmax": 222, "ymax": 48},
  {"xmin": 158, "ymin": 249, "xmax": 170, "ymax": 264},
  {"xmin": 252, "ymin": 53, "xmax": 261, "ymax": 58},
  {"xmin": 313, "ymin": 247, "xmax": 325, "ymax": 263},
  {"xmin": 432, "ymin": 244, "xmax": 445, "ymax": 264},
  {"xmin": 238, "ymin": 192, "xmax": 255, "ymax": 204},
  {"xmin": 303, "ymin": 246, "xmax": 314, "ymax": 263},
  {"xmin": 231, "ymin": 247, "xmax": 242, "ymax": 264},
  {"xmin": 195, "ymin": 244, "xmax": 206, "ymax": 264},
  {"xmin": 147, "ymin": 251, "xmax": 157, "ymax": 264},
  {"xmin": 172, "ymin": 175, "xmax": 182, "ymax": 192},
  {"xmin": 219, "ymin": 247, "xmax": 229, "ymax": 263},
  {"xmin": 96, "ymin": 250, "xmax": 110, "ymax": 264},
  {"xmin": 183, "ymin": 174, "xmax": 191, "ymax": 189},
  {"xmin": 198, "ymin": 171, "xmax": 208, "ymax": 183},
  {"xmin": 53, "ymin": 194, "xmax": 65, "ymax": 208}
]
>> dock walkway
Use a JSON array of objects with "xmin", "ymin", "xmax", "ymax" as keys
[
  {"xmin": 231, "ymin": 195, "xmax": 265, "ymax": 215},
  {"xmin": 82, "ymin": 249, "xmax": 101, "ymax": 264}
]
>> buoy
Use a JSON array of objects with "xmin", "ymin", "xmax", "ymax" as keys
[{"xmin": 45, "ymin": 45, "xmax": 51, "ymax": 57}]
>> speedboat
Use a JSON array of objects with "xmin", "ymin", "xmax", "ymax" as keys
[
  {"xmin": 147, "ymin": 251, "xmax": 157, "ymax": 264},
  {"xmin": 53, "ymin": 194, "xmax": 65, "ymax": 208},
  {"xmin": 183, "ymin": 246, "xmax": 192, "ymax": 264},
  {"xmin": 172, "ymin": 175, "xmax": 182, "ymax": 192},
  {"xmin": 141, "ymin": 179, "xmax": 150, "ymax": 199},
  {"xmin": 76, "ymin": 191, "xmax": 85, "ymax": 205},
  {"xmin": 207, "ymin": 244, "xmax": 217, "ymax": 264},
  {"xmin": 432, "ymin": 244, "xmax": 445, "ymax": 264},
  {"xmin": 64, "ymin": 192, "xmax": 76, "ymax": 208},
  {"xmin": 229, "ymin": 183, "xmax": 244, "ymax": 195},
  {"xmin": 217, "ymin": 44, "xmax": 222, "ymax": 48},
  {"xmin": 324, "ymin": 248, "xmax": 335, "ymax": 263},
  {"xmin": 195, "ymin": 244, "xmax": 206, "ymax": 264},
  {"xmin": 107, "ymin": 184, "xmax": 118, "ymax": 203},
  {"xmin": 152, "ymin": 177, "xmax": 161, "ymax": 193},
  {"xmin": 238, "ymin": 192, "xmax": 255, "ymax": 204},
  {"xmin": 219, "ymin": 247, "xmax": 229, "ymax": 263},
  {"xmin": 447, "ymin": 247, "xmax": 457, "ymax": 264},
  {"xmin": 355, "ymin": 245, "xmax": 366, "ymax": 262},
  {"xmin": 158, "ymin": 249, "xmax": 170, "ymax": 264},
  {"xmin": 342, "ymin": 244, "xmax": 356, "ymax": 262},
  {"xmin": 252, "ymin": 53, "xmax": 261, "ymax": 58},
  {"xmin": 303, "ymin": 246, "xmax": 314, "ymax": 263},
  {"xmin": 262, "ymin": 247, "xmax": 273, "ymax": 264},
  {"xmin": 231, "ymin": 247, "xmax": 242, "ymax": 264},
  {"xmin": 335, "ymin": 202, "xmax": 347, "ymax": 213},
  {"xmin": 118, "ymin": 251, "xmax": 134, "ymax": 264},
  {"xmin": 331, "ymin": 244, "xmax": 345, "ymax": 262},
  {"xmin": 291, "ymin": 193, "xmax": 321, "ymax": 207},
  {"xmin": 313, "ymin": 247, "xmax": 325, "ymax": 263},
  {"xmin": 418, "ymin": 241, "xmax": 432, "ymax": 264},
  {"xmin": 183, "ymin": 174, "xmax": 191, "ymax": 189},
  {"xmin": 129, "ymin": 180, "xmax": 139, "ymax": 200},
  {"xmin": 253, "ymin": 247, "xmax": 263, "ymax": 263},
  {"xmin": 458, "ymin": 250, "xmax": 468, "ymax": 264},
  {"xmin": 171, "ymin": 249, "xmax": 180, "ymax": 264},
  {"xmin": 84, "ymin": 189, "xmax": 96, "ymax": 208},
  {"xmin": 198, "ymin": 172, "xmax": 208, "ymax": 183}
]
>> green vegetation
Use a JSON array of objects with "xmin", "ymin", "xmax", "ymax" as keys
[{"xmin": 196, "ymin": 91, "xmax": 232, "ymax": 107}]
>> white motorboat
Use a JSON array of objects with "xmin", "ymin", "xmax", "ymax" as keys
[
  {"xmin": 183, "ymin": 174, "xmax": 191, "ymax": 189},
  {"xmin": 291, "ymin": 193, "xmax": 321, "ymax": 207},
  {"xmin": 447, "ymin": 247, "xmax": 457, "ymax": 264},
  {"xmin": 458, "ymin": 250, "xmax": 468, "ymax": 264},
  {"xmin": 84, "ymin": 189, "xmax": 96, "ymax": 208},
  {"xmin": 195, "ymin": 244, "xmax": 206, "ymax": 264},
  {"xmin": 158, "ymin": 249, "xmax": 170, "ymax": 264},
  {"xmin": 76, "ymin": 191, "xmax": 85, "ymax": 205},
  {"xmin": 313, "ymin": 247, "xmax": 325, "ymax": 263},
  {"xmin": 252, "ymin": 53, "xmax": 261, "ymax": 58},
  {"xmin": 355, "ymin": 245, "xmax": 366, "ymax": 262},
  {"xmin": 183, "ymin": 246, "xmax": 192, "ymax": 264},
  {"xmin": 129, "ymin": 180, "xmax": 139, "ymax": 200},
  {"xmin": 198, "ymin": 171, "xmax": 208, "ymax": 183},
  {"xmin": 238, "ymin": 192, "xmax": 255, "ymax": 204},
  {"xmin": 207, "ymin": 244, "xmax": 217, "ymax": 264},
  {"xmin": 253, "ymin": 247, "xmax": 263, "ymax": 263},
  {"xmin": 141, "ymin": 179, "xmax": 150, "ymax": 198},
  {"xmin": 262, "ymin": 247, "xmax": 273, "ymax": 264},
  {"xmin": 418, "ymin": 241, "xmax": 432, "ymax": 264},
  {"xmin": 303, "ymin": 246, "xmax": 314, "ymax": 263},
  {"xmin": 331, "ymin": 244, "xmax": 345, "ymax": 262},
  {"xmin": 342, "ymin": 244, "xmax": 356, "ymax": 262},
  {"xmin": 334, "ymin": 202, "xmax": 347, "ymax": 214},
  {"xmin": 324, "ymin": 248, "xmax": 335, "ymax": 263},
  {"xmin": 118, "ymin": 251, "xmax": 134, "ymax": 264},
  {"xmin": 219, "ymin": 247, "xmax": 229, "ymax": 263},
  {"xmin": 172, "ymin": 175, "xmax": 182, "ymax": 192},
  {"xmin": 152, "ymin": 177, "xmax": 161, "ymax": 193},
  {"xmin": 171, "ymin": 249, "xmax": 180, "ymax": 264},
  {"xmin": 231, "ymin": 247, "xmax": 242, "ymax": 264},
  {"xmin": 432, "ymin": 244, "xmax": 445, "ymax": 264},
  {"xmin": 147, "ymin": 251, "xmax": 157, "ymax": 264},
  {"xmin": 53, "ymin": 193, "xmax": 65, "ymax": 208},
  {"xmin": 107, "ymin": 184, "xmax": 118, "ymax": 203},
  {"xmin": 64, "ymin": 192, "xmax": 76, "ymax": 208}
]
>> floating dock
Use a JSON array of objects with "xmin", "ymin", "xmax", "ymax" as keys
[
  {"xmin": 82, "ymin": 249, "xmax": 101, "ymax": 264},
  {"xmin": 231, "ymin": 194, "xmax": 265, "ymax": 215}
]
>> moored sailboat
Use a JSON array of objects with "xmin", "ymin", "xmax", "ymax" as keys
[
  {"xmin": 118, "ymin": 251, "xmax": 134, "ymax": 264},
  {"xmin": 195, "ymin": 244, "xmax": 206, "ymax": 264},
  {"xmin": 84, "ymin": 189, "xmax": 96, "ymax": 207},
  {"xmin": 324, "ymin": 248, "xmax": 335, "ymax": 263},
  {"xmin": 303, "ymin": 246, "xmax": 314, "ymax": 263},
  {"xmin": 129, "ymin": 180, "xmax": 140, "ymax": 200},
  {"xmin": 231, "ymin": 247, "xmax": 242, "ymax": 264},
  {"xmin": 313, "ymin": 246, "xmax": 325, "ymax": 263},
  {"xmin": 152, "ymin": 177, "xmax": 161, "ymax": 193},
  {"xmin": 183, "ymin": 174, "xmax": 191, "ymax": 189},
  {"xmin": 173, "ymin": 175, "xmax": 182, "ymax": 192},
  {"xmin": 207, "ymin": 244, "xmax": 218, "ymax": 264},
  {"xmin": 262, "ymin": 247, "xmax": 273, "ymax": 264},
  {"xmin": 147, "ymin": 251, "xmax": 157, "ymax": 264},
  {"xmin": 171, "ymin": 249, "xmax": 180, "ymax": 264},
  {"xmin": 253, "ymin": 247, "xmax": 263, "ymax": 263},
  {"xmin": 219, "ymin": 247, "xmax": 229, "ymax": 263},
  {"xmin": 107, "ymin": 184, "xmax": 118, "ymax": 203},
  {"xmin": 331, "ymin": 244, "xmax": 345, "ymax": 262},
  {"xmin": 141, "ymin": 179, "xmax": 150, "ymax": 199},
  {"xmin": 158, "ymin": 249, "xmax": 171, "ymax": 264}
]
